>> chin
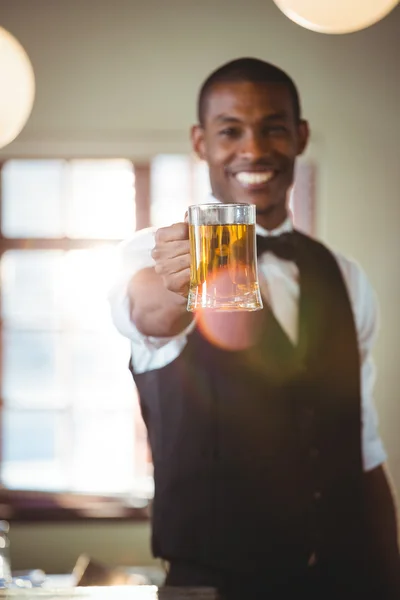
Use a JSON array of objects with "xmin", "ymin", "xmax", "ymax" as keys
[
  {"xmin": 255, "ymin": 203, "xmax": 277, "ymax": 215},
  {"xmin": 249, "ymin": 197, "xmax": 277, "ymax": 214},
  {"xmin": 239, "ymin": 186, "xmax": 273, "ymax": 203}
]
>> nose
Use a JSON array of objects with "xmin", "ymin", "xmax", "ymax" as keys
[{"xmin": 238, "ymin": 130, "xmax": 271, "ymax": 160}]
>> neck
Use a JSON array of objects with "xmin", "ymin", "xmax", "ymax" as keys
[{"xmin": 256, "ymin": 206, "xmax": 288, "ymax": 231}]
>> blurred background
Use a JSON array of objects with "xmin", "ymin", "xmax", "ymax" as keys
[{"xmin": 0, "ymin": 0, "xmax": 399, "ymax": 578}]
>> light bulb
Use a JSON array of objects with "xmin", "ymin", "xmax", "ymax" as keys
[
  {"xmin": 0, "ymin": 27, "xmax": 35, "ymax": 148},
  {"xmin": 273, "ymin": 0, "xmax": 399, "ymax": 34}
]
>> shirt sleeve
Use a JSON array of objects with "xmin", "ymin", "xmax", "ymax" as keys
[
  {"xmin": 108, "ymin": 227, "xmax": 156, "ymax": 341},
  {"xmin": 108, "ymin": 227, "xmax": 194, "ymax": 374},
  {"xmin": 337, "ymin": 254, "xmax": 387, "ymax": 472}
]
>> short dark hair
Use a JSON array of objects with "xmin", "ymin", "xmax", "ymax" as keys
[{"xmin": 197, "ymin": 57, "xmax": 302, "ymax": 126}]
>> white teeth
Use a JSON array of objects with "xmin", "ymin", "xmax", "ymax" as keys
[{"xmin": 235, "ymin": 171, "xmax": 274, "ymax": 185}]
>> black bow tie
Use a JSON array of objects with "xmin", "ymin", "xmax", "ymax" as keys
[{"xmin": 256, "ymin": 233, "xmax": 296, "ymax": 261}]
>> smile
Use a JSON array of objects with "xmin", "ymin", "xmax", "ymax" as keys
[{"xmin": 234, "ymin": 171, "xmax": 276, "ymax": 187}]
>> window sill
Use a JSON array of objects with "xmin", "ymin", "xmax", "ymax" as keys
[{"xmin": 0, "ymin": 487, "xmax": 151, "ymax": 522}]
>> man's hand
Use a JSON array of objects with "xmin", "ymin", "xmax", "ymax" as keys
[{"xmin": 152, "ymin": 222, "xmax": 191, "ymax": 297}]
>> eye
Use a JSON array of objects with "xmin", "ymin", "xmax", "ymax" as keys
[
  {"xmin": 218, "ymin": 127, "xmax": 241, "ymax": 138},
  {"xmin": 265, "ymin": 125, "xmax": 288, "ymax": 136}
]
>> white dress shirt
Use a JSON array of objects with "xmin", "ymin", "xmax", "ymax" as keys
[{"xmin": 108, "ymin": 216, "xmax": 387, "ymax": 473}]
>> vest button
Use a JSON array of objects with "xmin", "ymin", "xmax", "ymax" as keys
[
  {"xmin": 313, "ymin": 491, "xmax": 322, "ymax": 501},
  {"xmin": 309, "ymin": 447, "xmax": 319, "ymax": 459}
]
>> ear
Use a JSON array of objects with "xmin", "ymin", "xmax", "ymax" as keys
[
  {"xmin": 191, "ymin": 125, "xmax": 207, "ymax": 160},
  {"xmin": 296, "ymin": 119, "xmax": 310, "ymax": 156}
]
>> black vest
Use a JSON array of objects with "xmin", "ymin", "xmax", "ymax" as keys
[{"xmin": 130, "ymin": 231, "xmax": 367, "ymax": 579}]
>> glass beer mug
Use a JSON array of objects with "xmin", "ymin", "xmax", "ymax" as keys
[{"xmin": 187, "ymin": 203, "xmax": 263, "ymax": 311}]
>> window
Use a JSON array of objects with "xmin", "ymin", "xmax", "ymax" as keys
[{"xmin": 0, "ymin": 159, "xmax": 153, "ymax": 519}]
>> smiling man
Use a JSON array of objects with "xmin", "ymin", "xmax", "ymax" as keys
[{"xmin": 109, "ymin": 58, "xmax": 399, "ymax": 599}]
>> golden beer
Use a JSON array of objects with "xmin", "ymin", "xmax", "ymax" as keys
[{"xmin": 187, "ymin": 218, "xmax": 262, "ymax": 311}]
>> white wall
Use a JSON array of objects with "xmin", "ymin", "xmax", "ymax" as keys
[{"xmin": 1, "ymin": 0, "xmax": 400, "ymax": 572}]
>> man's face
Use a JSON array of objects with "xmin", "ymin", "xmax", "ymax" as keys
[{"xmin": 191, "ymin": 81, "xmax": 309, "ymax": 228}]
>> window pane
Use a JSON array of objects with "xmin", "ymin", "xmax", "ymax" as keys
[
  {"xmin": 151, "ymin": 155, "xmax": 191, "ymax": 227},
  {"xmin": 60, "ymin": 247, "xmax": 122, "ymax": 332},
  {"xmin": 66, "ymin": 160, "xmax": 135, "ymax": 239},
  {"xmin": 290, "ymin": 161, "xmax": 315, "ymax": 235},
  {"xmin": 1, "ymin": 250, "xmax": 63, "ymax": 329},
  {"xmin": 151, "ymin": 155, "xmax": 212, "ymax": 227},
  {"xmin": 192, "ymin": 159, "xmax": 211, "ymax": 204},
  {"xmin": 65, "ymin": 331, "xmax": 133, "ymax": 408},
  {"xmin": 1, "ymin": 160, "xmax": 64, "ymax": 238},
  {"xmin": 1, "ymin": 410, "xmax": 68, "ymax": 491},
  {"xmin": 70, "ymin": 409, "xmax": 136, "ymax": 494},
  {"xmin": 2, "ymin": 332, "xmax": 65, "ymax": 408},
  {"xmin": 3, "ymin": 410, "xmax": 58, "ymax": 461}
]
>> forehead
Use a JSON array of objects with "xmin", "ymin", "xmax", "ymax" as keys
[{"xmin": 203, "ymin": 81, "xmax": 296, "ymax": 124}]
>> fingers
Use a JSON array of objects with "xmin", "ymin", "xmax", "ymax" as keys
[
  {"xmin": 155, "ymin": 222, "xmax": 188, "ymax": 243},
  {"xmin": 154, "ymin": 253, "xmax": 191, "ymax": 276},
  {"xmin": 162, "ymin": 268, "xmax": 191, "ymax": 296},
  {"xmin": 152, "ymin": 239, "xmax": 190, "ymax": 261},
  {"xmin": 151, "ymin": 221, "xmax": 191, "ymax": 298}
]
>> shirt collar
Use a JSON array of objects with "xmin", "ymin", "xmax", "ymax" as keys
[
  {"xmin": 206, "ymin": 194, "xmax": 293, "ymax": 237},
  {"xmin": 256, "ymin": 218, "xmax": 293, "ymax": 237}
]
